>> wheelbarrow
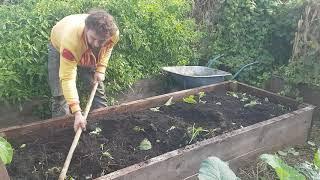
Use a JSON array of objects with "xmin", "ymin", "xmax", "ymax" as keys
[{"xmin": 162, "ymin": 60, "xmax": 259, "ymax": 89}]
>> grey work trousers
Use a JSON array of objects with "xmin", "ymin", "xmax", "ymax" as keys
[{"xmin": 47, "ymin": 43, "xmax": 107, "ymax": 117}]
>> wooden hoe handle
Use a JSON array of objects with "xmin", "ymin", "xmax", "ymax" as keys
[{"xmin": 58, "ymin": 82, "xmax": 99, "ymax": 180}]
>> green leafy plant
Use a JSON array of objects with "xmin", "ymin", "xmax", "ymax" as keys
[
  {"xmin": 101, "ymin": 151, "xmax": 114, "ymax": 160},
  {"xmin": 226, "ymin": 92, "xmax": 239, "ymax": 99},
  {"xmin": 0, "ymin": 137, "xmax": 13, "ymax": 165},
  {"xmin": 139, "ymin": 138, "xmax": 152, "ymax": 151},
  {"xmin": 187, "ymin": 123, "xmax": 208, "ymax": 144},
  {"xmin": 133, "ymin": 126, "xmax": 145, "ymax": 133},
  {"xmin": 244, "ymin": 100, "xmax": 261, "ymax": 108},
  {"xmin": 314, "ymin": 149, "xmax": 320, "ymax": 168},
  {"xmin": 164, "ymin": 97, "xmax": 174, "ymax": 106},
  {"xmin": 149, "ymin": 107, "xmax": 160, "ymax": 112},
  {"xmin": 183, "ymin": 95, "xmax": 197, "ymax": 104},
  {"xmin": 198, "ymin": 156, "xmax": 239, "ymax": 180},
  {"xmin": 198, "ymin": 92, "xmax": 206, "ymax": 104},
  {"xmin": 294, "ymin": 149, "xmax": 320, "ymax": 179},
  {"xmin": 89, "ymin": 127, "xmax": 102, "ymax": 135},
  {"xmin": 19, "ymin": 143, "xmax": 26, "ymax": 149},
  {"xmin": 260, "ymin": 148, "xmax": 320, "ymax": 180},
  {"xmin": 200, "ymin": 0, "xmax": 303, "ymax": 87},
  {"xmin": 260, "ymin": 154, "xmax": 306, "ymax": 180}
]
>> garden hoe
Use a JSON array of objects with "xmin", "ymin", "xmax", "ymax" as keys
[{"xmin": 58, "ymin": 82, "xmax": 99, "ymax": 180}]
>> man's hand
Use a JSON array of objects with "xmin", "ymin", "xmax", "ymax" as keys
[
  {"xmin": 74, "ymin": 111, "xmax": 87, "ymax": 132},
  {"xmin": 94, "ymin": 72, "xmax": 105, "ymax": 83}
]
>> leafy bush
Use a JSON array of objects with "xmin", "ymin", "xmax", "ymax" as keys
[
  {"xmin": 0, "ymin": 0, "xmax": 201, "ymax": 115},
  {"xmin": 280, "ymin": 0, "xmax": 320, "ymax": 97},
  {"xmin": 199, "ymin": 0, "xmax": 304, "ymax": 87},
  {"xmin": 260, "ymin": 149, "xmax": 320, "ymax": 180}
]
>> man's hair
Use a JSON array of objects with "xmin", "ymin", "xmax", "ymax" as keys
[{"xmin": 85, "ymin": 9, "xmax": 118, "ymax": 38}]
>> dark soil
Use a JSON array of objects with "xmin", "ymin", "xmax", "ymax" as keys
[{"xmin": 7, "ymin": 91, "xmax": 295, "ymax": 180}]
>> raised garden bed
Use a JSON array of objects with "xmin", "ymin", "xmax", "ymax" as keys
[{"xmin": 0, "ymin": 81, "xmax": 315, "ymax": 180}]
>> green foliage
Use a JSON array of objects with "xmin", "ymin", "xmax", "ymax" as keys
[
  {"xmin": 183, "ymin": 95, "xmax": 197, "ymax": 104},
  {"xmin": 0, "ymin": 0, "xmax": 201, "ymax": 114},
  {"xmin": 279, "ymin": 0, "xmax": 319, "ymax": 96},
  {"xmin": 133, "ymin": 126, "xmax": 145, "ymax": 133},
  {"xmin": 314, "ymin": 149, "xmax": 320, "ymax": 169},
  {"xmin": 296, "ymin": 149, "xmax": 320, "ymax": 179},
  {"xmin": 283, "ymin": 55, "xmax": 320, "ymax": 88},
  {"xmin": 187, "ymin": 123, "xmax": 208, "ymax": 144},
  {"xmin": 0, "ymin": 137, "xmax": 13, "ymax": 165},
  {"xmin": 200, "ymin": 0, "xmax": 304, "ymax": 87},
  {"xmin": 244, "ymin": 100, "xmax": 261, "ymax": 108},
  {"xmin": 139, "ymin": 138, "xmax": 152, "ymax": 151},
  {"xmin": 198, "ymin": 156, "xmax": 239, "ymax": 180},
  {"xmin": 260, "ymin": 154, "xmax": 306, "ymax": 180}
]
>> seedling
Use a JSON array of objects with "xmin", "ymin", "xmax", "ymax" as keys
[
  {"xmin": 308, "ymin": 141, "xmax": 316, "ymax": 147},
  {"xmin": 99, "ymin": 144, "xmax": 114, "ymax": 160},
  {"xmin": 187, "ymin": 124, "xmax": 208, "ymax": 144},
  {"xmin": 183, "ymin": 95, "xmax": 197, "ymax": 104},
  {"xmin": 20, "ymin": 144, "xmax": 26, "ymax": 149},
  {"xmin": 89, "ymin": 127, "xmax": 102, "ymax": 135},
  {"xmin": 100, "ymin": 143, "xmax": 105, "ymax": 151},
  {"xmin": 101, "ymin": 151, "xmax": 114, "ymax": 160},
  {"xmin": 150, "ymin": 107, "xmax": 160, "ymax": 112},
  {"xmin": 139, "ymin": 138, "xmax": 152, "ymax": 151},
  {"xmin": 204, "ymin": 128, "xmax": 219, "ymax": 137},
  {"xmin": 164, "ymin": 97, "xmax": 174, "ymax": 106},
  {"xmin": 277, "ymin": 150, "xmax": 288, "ymax": 156},
  {"xmin": 198, "ymin": 92, "xmax": 206, "ymax": 104},
  {"xmin": 85, "ymin": 174, "xmax": 93, "ymax": 180},
  {"xmin": 244, "ymin": 100, "xmax": 261, "ymax": 107},
  {"xmin": 240, "ymin": 96, "xmax": 249, "ymax": 102},
  {"xmin": 47, "ymin": 166, "xmax": 61, "ymax": 174},
  {"xmin": 166, "ymin": 126, "xmax": 176, "ymax": 133},
  {"xmin": 133, "ymin": 126, "xmax": 145, "ymax": 133},
  {"xmin": 68, "ymin": 176, "xmax": 75, "ymax": 180},
  {"xmin": 288, "ymin": 148, "xmax": 299, "ymax": 156},
  {"xmin": 226, "ymin": 91, "xmax": 239, "ymax": 98}
]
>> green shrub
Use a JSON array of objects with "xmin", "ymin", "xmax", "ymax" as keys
[
  {"xmin": 0, "ymin": 0, "xmax": 201, "ymax": 116},
  {"xmin": 199, "ymin": 0, "xmax": 304, "ymax": 87}
]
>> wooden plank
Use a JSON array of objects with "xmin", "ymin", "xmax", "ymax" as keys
[
  {"xmin": 0, "ymin": 81, "xmax": 315, "ymax": 180},
  {"xmin": 235, "ymin": 82, "xmax": 301, "ymax": 107},
  {"xmin": 95, "ymin": 105, "xmax": 314, "ymax": 180},
  {"xmin": 0, "ymin": 81, "xmax": 229, "ymax": 139}
]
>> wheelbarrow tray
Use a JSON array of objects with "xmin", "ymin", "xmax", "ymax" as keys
[{"xmin": 162, "ymin": 66, "xmax": 232, "ymax": 89}]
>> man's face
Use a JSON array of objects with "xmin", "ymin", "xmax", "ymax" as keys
[{"xmin": 86, "ymin": 29, "xmax": 111, "ymax": 49}]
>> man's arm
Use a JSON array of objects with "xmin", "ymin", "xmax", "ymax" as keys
[{"xmin": 59, "ymin": 48, "xmax": 81, "ymax": 113}]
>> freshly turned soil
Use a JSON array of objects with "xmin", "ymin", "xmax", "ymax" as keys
[{"xmin": 7, "ymin": 91, "xmax": 295, "ymax": 180}]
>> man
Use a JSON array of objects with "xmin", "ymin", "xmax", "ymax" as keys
[{"xmin": 48, "ymin": 10, "xmax": 119, "ymax": 132}]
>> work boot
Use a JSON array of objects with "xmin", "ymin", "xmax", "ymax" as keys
[{"xmin": 52, "ymin": 96, "xmax": 70, "ymax": 118}]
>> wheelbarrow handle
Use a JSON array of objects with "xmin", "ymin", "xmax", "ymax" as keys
[{"xmin": 231, "ymin": 61, "xmax": 260, "ymax": 80}]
